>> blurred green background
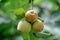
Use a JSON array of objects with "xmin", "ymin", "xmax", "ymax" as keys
[{"xmin": 0, "ymin": 0, "xmax": 60, "ymax": 40}]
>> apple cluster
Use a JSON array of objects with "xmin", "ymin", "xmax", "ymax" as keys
[{"xmin": 17, "ymin": 10, "xmax": 44, "ymax": 33}]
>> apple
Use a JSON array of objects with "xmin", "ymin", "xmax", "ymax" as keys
[
  {"xmin": 17, "ymin": 18, "xmax": 31, "ymax": 33},
  {"xmin": 32, "ymin": 19, "xmax": 44, "ymax": 32},
  {"xmin": 25, "ymin": 10, "xmax": 38, "ymax": 23}
]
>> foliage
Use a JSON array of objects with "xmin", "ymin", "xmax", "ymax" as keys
[{"xmin": 0, "ymin": 0, "xmax": 60, "ymax": 40}]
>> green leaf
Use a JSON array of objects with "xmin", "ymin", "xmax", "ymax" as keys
[
  {"xmin": 2, "ymin": 26, "xmax": 15, "ymax": 36},
  {"xmin": 29, "ymin": 31, "xmax": 40, "ymax": 40},
  {"xmin": 34, "ymin": 0, "xmax": 43, "ymax": 5},
  {"xmin": 14, "ymin": 8, "xmax": 25, "ymax": 15},
  {"xmin": 9, "ymin": 0, "xmax": 29, "ymax": 9}
]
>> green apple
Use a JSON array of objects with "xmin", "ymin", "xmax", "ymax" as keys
[
  {"xmin": 32, "ymin": 19, "xmax": 44, "ymax": 32},
  {"xmin": 17, "ymin": 18, "xmax": 31, "ymax": 33}
]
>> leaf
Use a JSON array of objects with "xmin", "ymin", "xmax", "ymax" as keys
[
  {"xmin": 14, "ymin": 8, "xmax": 25, "ymax": 15},
  {"xmin": 29, "ymin": 31, "xmax": 40, "ymax": 40},
  {"xmin": 2, "ymin": 26, "xmax": 15, "ymax": 36},
  {"xmin": 10, "ymin": 0, "xmax": 29, "ymax": 9},
  {"xmin": 51, "ymin": 4, "xmax": 59, "ymax": 11},
  {"xmin": 34, "ymin": 0, "xmax": 43, "ymax": 5},
  {"xmin": 8, "ymin": 13, "xmax": 17, "ymax": 21}
]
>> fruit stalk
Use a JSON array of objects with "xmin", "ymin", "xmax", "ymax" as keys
[
  {"xmin": 21, "ymin": 33, "xmax": 29, "ymax": 40},
  {"xmin": 29, "ymin": 31, "xmax": 34, "ymax": 40},
  {"xmin": 31, "ymin": 0, "xmax": 34, "ymax": 9}
]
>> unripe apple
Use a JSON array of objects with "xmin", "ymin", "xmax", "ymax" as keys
[
  {"xmin": 17, "ymin": 19, "xmax": 31, "ymax": 33},
  {"xmin": 25, "ymin": 10, "xmax": 38, "ymax": 23},
  {"xmin": 32, "ymin": 19, "xmax": 44, "ymax": 32}
]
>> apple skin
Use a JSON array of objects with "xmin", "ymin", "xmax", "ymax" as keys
[
  {"xmin": 25, "ymin": 10, "xmax": 38, "ymax": 23},
  {"xmin": 17, "ymin": 19, "xmax": 31, "ymax": 33},
  {"xmin": 32, "ymin": 19, "xmax": 44, "ymax": 32}
]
